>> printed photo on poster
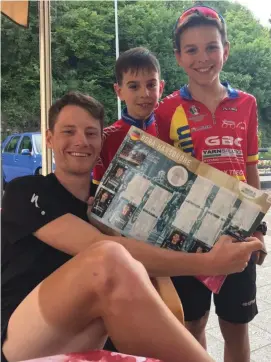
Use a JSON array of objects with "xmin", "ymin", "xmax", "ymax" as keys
[
  {"xmin": 189, "ymin": 241, "xmax": 210, "ymax": 253},
  {"xmin": 119, "ymin": 143, "xmax": 147, "ymax": 166},
  {"xmin": 103, "ymin": 163, "xmax": 127, "ymax": 192},
  {"xmin": 161, "ymin": 229, "xmax": 186, "ymax": 251},
  {"xmin": 109, "ymin": 199, "xmax": 136, "ymax": 230},
  {"xmin": 92, "ymin": 188, "xmax": 114, "ymax": 218}
]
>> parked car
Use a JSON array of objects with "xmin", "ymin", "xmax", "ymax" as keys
[{"xmin": 2, "ymin": 132, "xmax": 48, "ymax": 188}]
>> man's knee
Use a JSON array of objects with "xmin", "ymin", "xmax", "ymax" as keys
[{"xmin": 83, "ymin": 240, "xmax": 148, "ymax": 299}]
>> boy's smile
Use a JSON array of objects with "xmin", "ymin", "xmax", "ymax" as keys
[
  {"xmin": 194, "ymin": 66, "xmax": 214, "ymax": 73},
  {"xmin": 175, "ymin": 25, "xmax": 229, "ymax": 87}
]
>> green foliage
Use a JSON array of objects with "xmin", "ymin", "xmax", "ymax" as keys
[{"xmin": 1, "ymin": 0, "xmax": 271, "ymax": 146}]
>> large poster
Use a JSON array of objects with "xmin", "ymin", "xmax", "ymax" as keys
[{"xmin": 91, "ymin": 127, "xmax": 271, "ymax": 292}]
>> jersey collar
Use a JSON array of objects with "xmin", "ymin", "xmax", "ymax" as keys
[
  {"xmin": 180, "ymin": 81, "xmax": 239, "ymax": 100},
  {"xmin": 121, "ymin": 107, "xmax": 155, "ymax": 130}
]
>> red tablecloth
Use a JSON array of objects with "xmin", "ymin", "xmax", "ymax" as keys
[{"xmin": 22, "ymin": 350, "xmax": 163, "ymax": 362}]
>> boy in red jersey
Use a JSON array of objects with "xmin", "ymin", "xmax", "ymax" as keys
[
  {"xmin": 155, "ymin": 5, "xmax": 266, "ymax": 362},
  {"xmin": 92, "ymin": 47, "xmax": 164, "ymax": 185}
]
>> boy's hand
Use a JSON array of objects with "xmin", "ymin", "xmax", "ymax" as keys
[{"xmin": 207, "ymin": 235, "xmax": 263, "ymax": 275}]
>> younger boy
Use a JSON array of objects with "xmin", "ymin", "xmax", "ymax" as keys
[
  {"xmin": 92, "ymin": 47, "xmax": 164, "ymax": 185},
  {"xmin": 155, "ymin": 5, "xmax": 266, "ymax": 362},
  {"xmin": 92, "ymin": 46, "xmax": 165, "ymax": 353}
]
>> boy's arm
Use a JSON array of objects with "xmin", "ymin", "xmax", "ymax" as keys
[
  {"xmin": 246, "ymin": 97, "xmax": 267, "ymax": 263},
  {"xmin": 246, "ymin": 97, "xmax": 259, "ymax": 188},
  {"xmin": 246, "ymin": 164, "xmax": 260, "ymax": 189},
  {"xmin": 247, "ymin": 163, "xmax": 267, "ymax": 264}
]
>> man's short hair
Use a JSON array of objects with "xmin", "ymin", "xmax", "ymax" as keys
[
  {"xmin": 49, "ymin": 91, "xmax": 104, "ymax": 131},
  {"xmin": 174, "ymin": 12, "xmax": 228, "ymax": 53},
  {"xmin": 115, "ymin": 47, "xmax": 161, "ymax": 85}
]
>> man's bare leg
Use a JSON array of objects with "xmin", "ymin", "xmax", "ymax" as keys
[
  {"xmin": 3, "ymin": 241, "xmax": 213, "ymax": 362},
  {"xmin": 219, "ymin": 318, "xmax": 250, "ymax": 362},
  {"xmin": 184, "ymin": 312, "xmax": 210, "ymax": 349}
]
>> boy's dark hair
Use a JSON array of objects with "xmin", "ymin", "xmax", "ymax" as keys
[
  {"xmin": 115, "ymin": 47, "xmax": 161, "ymax": 85},
  {"xmin": 174, "ymin": 12, "xmax": 228, "ymax": 53},
  {"xmin": 49, "ymin": 91, "xmax": 104, "ymax": 131}
]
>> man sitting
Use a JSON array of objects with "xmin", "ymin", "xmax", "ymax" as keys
[{"xmin": 1, "ymin": 92, "xmax": 261, "ymax": 362}]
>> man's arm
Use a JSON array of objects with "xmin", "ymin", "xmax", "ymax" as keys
[
  {"xmin": 34, "ymin": 213, "xmax": 262, "ymax": 278},
  {"xmin": 246, "ymin": 164, "xmax": 260, "ymax": 189}
]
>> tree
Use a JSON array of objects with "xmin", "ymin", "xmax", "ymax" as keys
[
  {"xmin": 1, "ymin": 0, "xmax": 271, "ymax": 147},
  {"xmin": 50, "ymin": 1, "xmax": 117, "ymax": 123},
  {"xmin": 1, "ymin": 2, "xmax": 40, "ymax": 132}
]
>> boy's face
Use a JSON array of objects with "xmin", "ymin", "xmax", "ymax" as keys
[
  {"xmin": 175, "ymin": 25, "xmax": 229, "ymax": 87},
  {"xmin": 172, "ymin": 234, "xmax": 180, "ymax": 244},
  {"xmin": 46, "ymin": 105, "xmax": 102, "ymax": 176},
  {"xmin": 114, "ymin": 69, "xmax": 164, "ymax": 121},
  {"xmin": 101, "ymin": 192, "xmax": 109, "ymax": 202},
  {"xmin": 116, "ymin": 168, "xmax": 124, "ymax": 177},
  {"xmin": 122, "ymin": 204, "xmax": 131, "ymax": 216}
]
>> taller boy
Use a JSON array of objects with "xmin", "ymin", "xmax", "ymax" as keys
[{"xmin": 156, "ymin": 5, "xmax": 264, "ymax": 362}]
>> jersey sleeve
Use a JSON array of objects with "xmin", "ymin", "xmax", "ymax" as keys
[
  {"xmin": 246, "ymin": 97, "xmax": 259, "ymax": 165},
  {"xmin": 92, "ymin": 130, "xmax": 114, "ymax": 185},
  {"xmin": 155, "ymin": 101, "xmax": 173, "ymax": 145},
  {"xmin": 2, "ymin": 176, "xmax": 70, "ymax": 244},
  {"xmin": 92, "ymin": 157, "xmax": 106, "ymax": 186}
]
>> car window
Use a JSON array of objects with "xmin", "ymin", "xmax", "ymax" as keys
[
  {"xmin": 1, "ymin": 137, "xmax": 11, "ymax": 151},
  {"xmin": 33, "ymin": 134, "xmax": 41, "ymax": 154},
  {"xmin": 3, "ymin": 136, "xmax": 21, "ymax": 153},
  {"xmin": 18, "ymin": 136, "xmax": 32, "ymax": 153}
]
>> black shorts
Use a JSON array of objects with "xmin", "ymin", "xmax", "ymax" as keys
[{"xmin": 172, "ymin": 258, "xmax": 258, "ymax": 324}]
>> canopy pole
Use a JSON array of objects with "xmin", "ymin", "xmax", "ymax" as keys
[
  {"xmin": 39, "ymin": 0, "xmax": 52, "ymax": 175},
  {"xmin": 114, "ymin": 0, "xmax": 121, "ymax": 119}
]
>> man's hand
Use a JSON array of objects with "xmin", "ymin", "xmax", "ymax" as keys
[{"xmin": 206, "ymin": 235, "xmax": 263, "ymax": 275}]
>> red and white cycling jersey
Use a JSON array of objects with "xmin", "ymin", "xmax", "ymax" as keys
[{"xmin": 156, "ymin": 82, "xmax": 259, "ymax": 181}]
